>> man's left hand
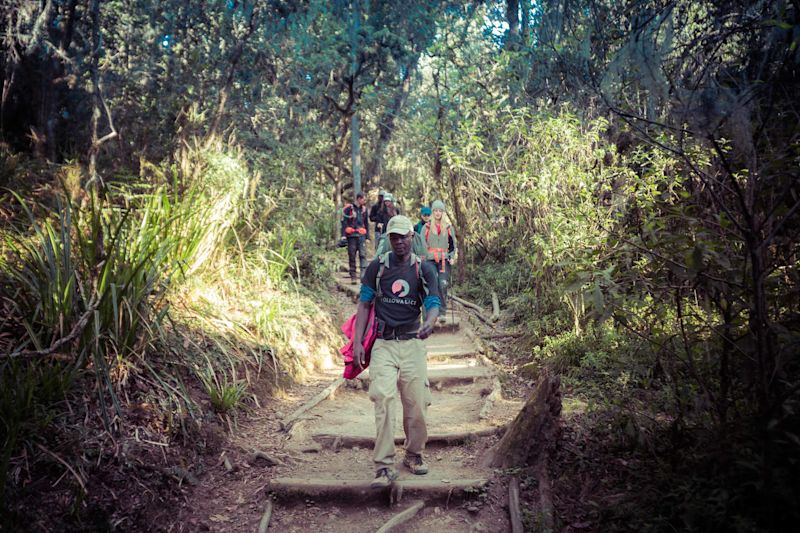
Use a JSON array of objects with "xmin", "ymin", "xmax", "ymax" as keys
[{"xmin": 418, "ymin": 321, "xmax": 434, "ymax": 339}]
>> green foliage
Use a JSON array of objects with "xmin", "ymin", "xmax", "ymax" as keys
[
  {"xmin": 0, "ymin": 360, "xmax": 76, "ymax": 499},
  {"xmin": 264, "ymin": 231, "xmax": 298, "ymax": 286},
  {"xmin": 0, "ymin": 151, "xmax": 254, "ymax": 491},
  {"xmin": 195, "ymin": 359, "xmax": 247, "ymax": 414},
  {"xmin": 2, "ymin": 195, "xmax": 79, "ymax": 349},
  {"xmin": 1, "ymin": 0, "xmax": 798, "ymax": 528},
  {"xmin": 523, "ymin": 325, "xmax": 650, "ymax": 385}
]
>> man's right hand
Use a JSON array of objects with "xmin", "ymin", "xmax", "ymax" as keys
[{"xmin": 353, "ymin": 343, "xmax": 366, "ymax": 370}]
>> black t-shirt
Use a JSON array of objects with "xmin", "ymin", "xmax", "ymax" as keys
[
  {"xmin": 369, "ymin": 203, "xmax": 382, "ymax": 223},
  {"xmin": 361, "ymin": 253, "xmax": 440, "ymax": 328}
]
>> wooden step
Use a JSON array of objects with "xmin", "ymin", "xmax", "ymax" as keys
[
  {"xmin": 426, "ymin": 346, "xmax": 479, "ymax": 360},
  {"xmin": 334, "ymin": 277, "xmax": 361, "ymax": 299},
  {"xmin": 311, "ymin": 426, "xmax": 506, "ymax": 449},
  {"xmin": 432, "ymin": 313, "xmax": 460, "ymax": 333},
  {"xmin": 268, "ymin": 477, "xmax": 489, "ymax": 500},
  {"xmin": 353, "ymin": 366, "xmax": 491, "ymax": 388}
]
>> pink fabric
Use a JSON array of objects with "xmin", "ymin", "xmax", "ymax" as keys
[{"xmin": 340, "ymin": 304, "xmax": 377, "ymax": 379}]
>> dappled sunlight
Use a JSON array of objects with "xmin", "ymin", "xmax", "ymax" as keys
[{"xmin": 174, "ymin": 248, "xmax": 342, "ymax": 390}]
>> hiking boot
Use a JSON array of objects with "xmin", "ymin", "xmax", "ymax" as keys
[
  {"xmin": 403, "ymin": 454, "xmax": 429, "ymax": 475},
  {"xmin": 370, "ymin": 467, "xmax": 398, "ymax": 488}
]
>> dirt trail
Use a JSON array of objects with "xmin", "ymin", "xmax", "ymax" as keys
[{"xmin": 172, "ymin": 267, "xmax": 523, "ymax": 532}]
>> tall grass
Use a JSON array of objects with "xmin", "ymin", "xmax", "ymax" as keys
[
  {"xmin": 0, "ymin": 179, "xmax": 241, "ymax": 493},
  {"xmin": 2, "ymin": 195, "xmax": 78, "ymax": 351},
  {"xmin": 0, "ymin": 144, "xmax": 342, "ymax": 507},
  {"xmin": 195, "ymin": 355, "xmax": 246, "ymax": 414}
]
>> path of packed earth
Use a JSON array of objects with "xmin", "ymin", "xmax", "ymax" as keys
[{"xmin": 173, "ymin": 264, "xmax": 526, "ymax": 532}]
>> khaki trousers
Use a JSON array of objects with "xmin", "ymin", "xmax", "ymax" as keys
[{"xmin": 368, "ymin": 338, "xmax": 430, "ymax": 468}]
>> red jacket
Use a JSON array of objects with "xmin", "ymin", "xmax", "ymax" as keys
[{"xmin": 340, "ymin": 304, "xmax": 377, "ymax": 379}]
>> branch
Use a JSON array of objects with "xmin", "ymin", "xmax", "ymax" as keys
[
  {"xmin": 610, "ymin": 230, "xmax": 744, "ymax": 288},
  {"xmin": 257, "ymin": 499, "xmax": 273, "ymax": 533},
  {"xmin": 590, "ymin": 82, "xmax": 748, "ymax": 237},
  {"xmin": 508, "ymin": 477, "xmax": 523, "ymax": 533},
  {"xmin": 7, "ymin": 295, "xmax": 100, "ymax": 360},
  {"xmin": 490, "ymin": 291, "xmax": 500, "ymax": 322},
  {"xmin": 708, "ymin": 136, "xmax": 756, "ymax": 234},
  {"xmin": 36, "ymin": 443, "xmax": 87, "ymax": 495},
  {"xmin": 324, "ymin": 93, "xmax": 351, "ymax": 116},
  {"xmin": 451, "ymin": 296, "xmax": 496, "ymax": 328},
  {"xmin": 95, "ymin": 80, "xmax": 118, "ymax": 145},
  {"xmin": 24, "ymin": 0, "xmax": 55, "ymax": 56},
  {"xmin": 758, "ymin": 195, "xmax": 800, "ymax": 255},
  {"xmin": 376, "ymin": 501, "xmax": 424, "ymax": 533}
]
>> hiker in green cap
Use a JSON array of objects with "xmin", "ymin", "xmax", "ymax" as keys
[
  {"xmin": 423, "ymin": 200, "xmax": 457, "ymax": 318},
  {"xmin": 351, "ymin": 214, "xmax": 441, "ymax": 488}
]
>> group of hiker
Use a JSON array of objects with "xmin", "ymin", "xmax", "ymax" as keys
[
  {"xmin": 340, "ymin": 189, "xmax": 458, "ymax": 488},
  {"xmin": 340, "ymin": 191, "xmax": 457, "ymax": 317}
]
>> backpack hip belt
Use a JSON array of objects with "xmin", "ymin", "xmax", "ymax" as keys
[
  {"xmin": 428, "ymin": 247, "xmax": 448, "ymax": 272},
  {"xmin": 380, "ymin": 323, "xmax": 418, "ymax": 341}
]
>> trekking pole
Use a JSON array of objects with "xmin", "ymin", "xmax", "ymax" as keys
[{"xmin": 450, "ymin": 266, "xmax": 455, "ymax": 326}]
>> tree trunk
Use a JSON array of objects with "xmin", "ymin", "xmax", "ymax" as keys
[
  {"xmin": 206, "ymin": 5, "xmax": 259, "ymax": 145},
  {"xmin": 505, "ymin": 0, "xmax": 520, "ymax": 50},
  {"xmin": 520, "ymin": 0, "xmax": 530, "ymax": 45},
  {"xmin": 447, "ymin": 168, "xmax": 467, "ymax": 283},
  {"xmin": 350, "ymin": 0, "xmax": 362, "ymax": 199},
  {"xmin": 432, "ymin": 71, "xmax": 445, "ymax": 184},
  {"xmin": 364, "ymin": 56, "xmax": 418, "ymax": 190},
  {"xmin": 330, "ymin": 167, "xmax": 344, "ymax": 241},
  {"xmin": 481, "ymin": 372, "xmax": 561, "ymax": 468},
  {"xmin": 351, "ymin": 111, "xmax": 361, "ymax": 198},
  {"xmin": 88, "ymin": 0, "xmax": 102, "ymax": 183}
]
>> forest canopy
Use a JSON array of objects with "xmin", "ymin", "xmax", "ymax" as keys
[{"xmin": 1, "ymin": 0, "xmax": 798, "ymax": 530}]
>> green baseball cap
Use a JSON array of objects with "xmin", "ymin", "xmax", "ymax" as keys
[{"xmin": 385, "ymin": 215, "xmax": 414, "ymax": 235}]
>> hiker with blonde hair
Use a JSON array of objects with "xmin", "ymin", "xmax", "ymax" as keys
[{"xmin": 423, "ymin": 200, "xmax": 457, "ymax": 318}]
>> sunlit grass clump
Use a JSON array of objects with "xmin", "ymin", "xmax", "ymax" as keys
[
  {"xmin": 196, "ymin": 357, "xmax": 247, "ymax": 414},
  {"xmin": 0, "ymin": 144, "xmax": 341, "ymax": 496}
]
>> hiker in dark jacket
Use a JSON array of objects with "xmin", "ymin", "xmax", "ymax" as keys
[
  {"xmin": 376, "ymin": 193, "xmax": 399, "ymax": 235},
  {"xmin": 341, "ymin": 192, "xmax": 369, "ymax": 283},
  {"xmin": 352, "ymin": 215, "xmax": 441, "ymax": 488},
  {"xmin": 369, "ymin": 191, "xmax": 386, "ymax": 244}
]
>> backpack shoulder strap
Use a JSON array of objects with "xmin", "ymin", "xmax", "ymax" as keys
[
  {"xmin": 376, "ymin": 251, "xmax": 391, "ymax": 298},
  {"xmin": 410, "ymin": 253, "xmax": 427, "ymax": 294}
]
